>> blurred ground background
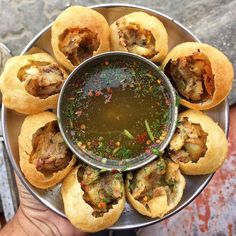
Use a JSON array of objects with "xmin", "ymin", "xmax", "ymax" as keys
[{"xmin": 0, "ymin": 0, "xmax": 235, "ymax": 235}]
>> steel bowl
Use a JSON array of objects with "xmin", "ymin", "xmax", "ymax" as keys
[
  {"xmin": 1, "ymin": 3, "xmax": 229, "ymax": 230},
  {"xmin": 58, "ymin": 51, "xmax": 178, "ymax": 171}
]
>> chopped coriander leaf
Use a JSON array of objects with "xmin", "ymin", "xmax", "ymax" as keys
[
  {"xmin": 151, "ymin": 147, "xmax": 161, "ymax": 156},
  {"xmin": 156, "ymin": 158, "xmax": 166, "ymax": 170},
  {"xmin": 115, "ymin": 147, "xmax": 133, "ymax": 159}
]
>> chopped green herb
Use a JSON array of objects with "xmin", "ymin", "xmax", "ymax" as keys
[
  {"xmin": 115, "ymin": 147, "xmax": 133, "ymax": 159},
  {"xmin": 114, "ymin": 173, "xmax": 122, "ymax": 180},
  {"xmin": 156, "ymin": 158, "xmax": 166, "ymax": 170},
  {"xmin": 145, "ymin": 120, "xmax": 154, "ymax": 141},
  {"xmin": 112, "ymin": 147, "xmax": 120, "ymax": 154},
  {"xmin": 151, "ymin": 147, "xmax": 161, "ymax": 156},
  {"xmin": 175, "ymin": 94, "xmax": 181, "ymax": 106},
  {"xmin": 166, "ymin": 179, "xmax": 176, "ymax": 186},
  {"xmin": 176, "ymin": 119, "xmax": 182, "ymax": 127},
  {"xmin": 99, "ymin": 168, "xmax": 108, "ymax": 173},
  {"xmin": 122, "ymin": 164, "xmax": 130, "ymax": 171},
  {"xmin": 123, "ymin": 129, "xmax": 134, "ymax": 140}
]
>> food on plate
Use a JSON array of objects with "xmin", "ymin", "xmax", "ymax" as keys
[
  {"xmin": 125, "ymin": 157, "xmax": 185, "ymax": 218},
  {"xmin": 162, "ymin": 42, "xmax": 233, "ymax": 110},
  {"xmin": 18, "ymin": 112, "xmax": 76, "ymax": 189},
  {"xmin": 51, "ymin": 6, "xmax": 110, "ymax": 71},
  {"xmin": 169, "ymin": 109, "xmax": 228, "ymax": 175},
  {"xmin": 61, "ymin": 165, "xmax": 125, "ymax": 232},
  {"xmin": 110, "ymin": 12, "xmax": 168, "ymax": 62},
  {"xmin": 0, "ymin": 53, "xmax": 67, "ymax": 114},
  {"xmin": 61, "ymin": 58, "xmax": 171, "ymax": 160}
]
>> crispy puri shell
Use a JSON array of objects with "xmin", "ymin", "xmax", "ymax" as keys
[
  {"xmin": 125, "ymin": 166, "xmax": 185, "ymax": 218},
  {"xmin": 18, "ymin": 112, "xmax": 76, "ymax": 189},
  {"xmin": 51, "ymin": 6, "xmax": 110, "ymax": 71},
  {"xmin": 0, "ymin": 53, "xmax": 68, "ymax": 114},
  {"xmin": 176, "ymin": 109, "xmax": 228, "ymax": 175},
  {"xmin": 162, "ymin": 42, "xmax": 234, "ymax": 110},
  {"xmin": 61, "ymin": 167, "xmax": 125, "ymax": 232},
  {"xmin": 110, "ymin": 12, "xmax": 168, "ymax": 62}
]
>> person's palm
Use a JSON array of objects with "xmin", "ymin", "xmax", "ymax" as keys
[{"xmin": 15, "ymin": 176, "xmax": 87, "ymax": 236}]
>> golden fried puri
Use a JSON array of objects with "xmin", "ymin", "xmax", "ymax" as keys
[
  {"xmin": 61, "ymin": 165, "xmax": 125, "ymax": 232},
  {"xmin": 162, "ymin": 42, "xmax": 233, "ymax": 110},
  {"xmin": 18, "ymin": 112, "xmax": 76, "ymax": 189},
  {"xmin": 126, "ymin": 157, "xmax": 185, "ymax": 218},
  {"xmin": 110, "ymin": 12, "xmax": 168, "ymax": 62},
  {"xmin": 0, "ymin": 53, "xmax": 68, "ymax": 114},
  {"xmin": 169, "ymin": 109, "xmax": 228, "ymax": 175},
  {"xmin": 51, "ymin": 6, "xmax": 110, "ymax": 71}
]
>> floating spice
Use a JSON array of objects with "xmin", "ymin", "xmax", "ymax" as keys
[{"xmin": 63, "ymin": 59, "xmax": 170, "ymax": 160}]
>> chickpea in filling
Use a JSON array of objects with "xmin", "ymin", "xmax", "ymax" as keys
[
  {"xmin": 18, "ymin": 61, "xmax": 64, "ymax": 99},
  {"xmin": 165, "ymin": 52, "xmax": 215, "ymax": 102},
  {"xmin": 77, "ymin": 165, "xmax": 123, "ymax": 217},
  {"xmin": 169, "ymin": 118, "xmax": 208, "ymax": 163},
  {"xmin": 30, "ymin": 121, "xmax": 72, "ymax": 173},
  {"xmin": 116, "ymin": 20, "xmax": 156, "ymax": 59},
  {"xmin": 128, "ymin": 158, "xmax": 179, "ymax": 205},
  {"xmin": 59, "ymin": 28, "xmax": 100, "ymax": 66}
]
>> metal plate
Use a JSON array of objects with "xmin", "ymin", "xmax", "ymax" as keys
[{"xmin": 1, "ymin": 3, "xmax": 229, "ymax": 230}]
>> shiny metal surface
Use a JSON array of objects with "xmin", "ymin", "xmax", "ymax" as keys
[
  {"xmin": 58, "ymin": 51, "xmax": 178, "ymax": 171},
  {"xmin": 1, "ymin": 3, "xmax": 229, "ymax": 230}
]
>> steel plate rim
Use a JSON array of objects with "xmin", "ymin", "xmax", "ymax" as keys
[{"xmin": 1, "ymin": 3, "xmax": 229, "ymax": 230}]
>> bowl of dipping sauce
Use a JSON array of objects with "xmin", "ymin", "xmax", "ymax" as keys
[{"xmin": 58, "ymin": 52, "xmax": 178, "ymax": 171}]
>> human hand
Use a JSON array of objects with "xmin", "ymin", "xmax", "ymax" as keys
[{"xmin": 1, "ymin": 175, "xmax": 88, "ymax": 236}]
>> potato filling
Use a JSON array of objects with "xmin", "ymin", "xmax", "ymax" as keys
[
  {"xmin": 18, "ymin": 61, "xmax": 64, "ymax": 99},
  {"xmin": 165, "ymin": 52, "xmax": 215, "ymax": 102},
  {"xmin": 128, "ymin": 158, "xmax": 179, "ymax": 206},
  {"xmin": 59, "ymin": 28, "xmax": 100, "ymax": 65},
  {"xmin": 116, "ymin": 20, "xmax": 156, "ymax": 59},
  {"xmin": 77, "ymin": 165, "xmax": 123, "ymax": 217},
  {"xmin": 30, "ymin": 121, "xmax": 72, "ymax": 173},
  {"xmin": 169, "ymin": 118, "xmax": 208, "ymax": 163}
]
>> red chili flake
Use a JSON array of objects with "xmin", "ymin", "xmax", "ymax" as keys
[
  {"xmin": 88, "ymin": 90, "xmax": 93, "ymax": 97},
  {"xmin": 95, "ymin": 91, "xmax": 101, "ymax": 96},
  {"xmin": 104, "ymin": 60, "xmax": 109, "ymax": 65},
  {"xmin": 111, "ymin": 169, "xmax": 119, "ymax": 174},
  {"xmin": 136, "ymin": 132, "xmax": 148, "ymax": 143},
  {"xmin": 107, "ymin": 87, "xmax": 112, "ymax": 94}
]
